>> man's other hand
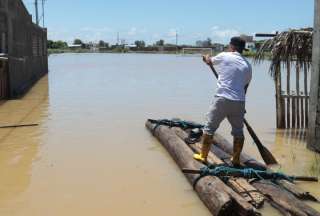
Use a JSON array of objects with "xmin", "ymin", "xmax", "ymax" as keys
[{"xmin": 202, "ymin": 55, "xmax": 212, "ymax": 65}]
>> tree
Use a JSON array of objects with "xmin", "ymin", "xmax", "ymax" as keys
[
  {"xmin": 203, "ymin": 38, "xmax": 212, "ymax": 47},
  {"xmin": 195, "ymin": 38, "xmax": 212, "ymax": 47},
  {"xmin": 73, "ymin": 39, "xmax": 83, "ymax": 45},
  {"xmin": 156, "ymin": 39, "xmax": 165, "ymax": 46},
  {"xmin": 98, "ymin": 40, "xmax": 109, "ymax": 48},
  {"xmin": 47, "ymin": 40, "xmax": 68, "ymax": 49},
  {"xmin": 134, "ymin": 40, "xmax": 146, "ymax": 48}
]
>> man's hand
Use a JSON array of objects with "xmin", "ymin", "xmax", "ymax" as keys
[{"xmin": 202, "ymin": 54, "xmax": 212, "ymax": 65}]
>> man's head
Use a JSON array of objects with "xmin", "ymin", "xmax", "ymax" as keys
[{"xmin": 229, "ymin": 37, "xmax": 246, "ymax": 54}]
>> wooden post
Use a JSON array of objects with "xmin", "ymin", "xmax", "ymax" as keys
[
  {"xmin": 296, "ymin": 65, "xmax": 301, "ymax": 128},
  {"xmin": 286, "ymin": 62, "xmax": 291, "ymax": 128},
  {"xmin": 304, "ymin": 63, "xmax": 309, "ymax": 127},
  {"xmin": 308, "ymin": 0, "xmax": 320, "ymax": 151},
  {"xmin": 275, "ymin": 63, "xmax": 285, "ymax": 128}
]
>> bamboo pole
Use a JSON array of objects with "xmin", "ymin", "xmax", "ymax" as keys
[{"xmin": 286, "ymin": 62, "xmax": 291, "ymax": 128}]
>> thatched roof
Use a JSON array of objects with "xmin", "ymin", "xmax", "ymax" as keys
[{"xmin": 254, "ymin": 28, "xmax": 313, "ymax": 77}]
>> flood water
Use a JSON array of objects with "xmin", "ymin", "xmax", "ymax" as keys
[{"xmin": 0, "ymin": 53, "xmax": 319, "ymax": 215}]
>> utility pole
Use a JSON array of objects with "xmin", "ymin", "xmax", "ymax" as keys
[
  {"xmin": 42, "ymin": 0, "xmax": 45, "ymax": 27},
  {"xmin": 117, "ymin": 32, "xmax": 119, "ymax": 45},
  {"xmin": 176, "ymin": 31, "xmax": 178, "ymax": 46},
  {"xmin": 308, "ymin": 0, "xmax": 320, "ymax": 151},
  {"xmin": 175, "ymin": 31, "xmax": 178, "ymax": 54},
  {"xmin": 35, "ymin": 0, "xmax": 39, "ymax": 25}
]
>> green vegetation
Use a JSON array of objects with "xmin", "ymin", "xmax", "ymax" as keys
[{"xmin": 47, "ymin": 40, "xmax": 68, "ymax": 49}]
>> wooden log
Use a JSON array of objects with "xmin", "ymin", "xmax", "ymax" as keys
[
  {"xmin": 173, "ymin": 128, "xmax": 265, "ymax": 209},
  {"xmin": 145, "ymin": 121, "xmax": 259, "ymax": 216},
  {"xmin": 276, "ymin": 180, "xmax": 318, "ymax": 201},
  {"xmin": 212, "ymin": 134, "xmax": 266, "ymax": 170},
  {"xmin": 252, "ymin": 180, "xmax": 320, "ymax": 216},
  {"xmin": 212, "ymin": 135, "xmax": 319, "ymax": 203}
]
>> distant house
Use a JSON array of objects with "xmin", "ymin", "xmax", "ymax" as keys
[
  {"xmin": 68, "ymin": 44, "xmax": 82, "ymax": 50},
  {"xmin": 212, "ymin": 43, "xmax": 224, "ymax": 52},
  {"xmin": 124, "ymin": 44, "xmax": 137, "ymax": 49},
  {"xmin": 240, "ymin": 34, "xmax": 255, "ymax": 51}
]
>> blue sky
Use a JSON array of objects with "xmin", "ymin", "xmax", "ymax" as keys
[{"xmin": 23, "ymin": 0, "xmax": 314, "ymax": 45}]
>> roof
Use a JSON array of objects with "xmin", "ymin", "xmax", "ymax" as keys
[{"xmin": 254, "ymin": 28, "xmax": 312, "ymax": 77}]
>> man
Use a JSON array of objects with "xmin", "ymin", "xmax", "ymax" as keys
[{"xmin": 193, "ymin": 36, "xmax": 252, "ymax": 166}]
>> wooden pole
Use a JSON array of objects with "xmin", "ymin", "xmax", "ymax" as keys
[
  {"xmin": 276, "ymin": 64, "xmax": 285, "ymax": 128},
  {"xmin": 308, "ymin": 0, "xmax": 320, "ymax": 151},
  {"xmin": 304, "ymin": 63, "xmax": 309, "ymax": 127},
  {"xmin": 296, "ymin": 65, "xmax": 301, "ymax": 128},
  {"xmin": 286, "ymin": 62, "xmax": 291, "ymax": 128}
]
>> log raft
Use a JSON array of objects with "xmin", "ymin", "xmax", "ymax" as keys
[
  {"xmin": 145, "ymin": 119, "xmax": 320, "ymax": 216},
  {"xmin": 146, "ymin": 121, "xmax": 260, "ymax": 216},
  {"xmin": 173, "ymin": 127, "xmax": 265, "ymax": 209}
]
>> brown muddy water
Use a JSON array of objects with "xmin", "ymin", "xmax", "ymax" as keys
[{"xmin": 0, "ymin": 53, "xmax": 319, "ymax": 216}]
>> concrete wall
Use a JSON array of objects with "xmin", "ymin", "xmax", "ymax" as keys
[{"xmin": 0, "ymin": 0, "xmax": 48, "ymax": 99}]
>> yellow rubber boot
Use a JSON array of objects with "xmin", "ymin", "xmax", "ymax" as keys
[
  {"xmin": 193, "ymin": 134, "xmax": 213, "ymax": 162},
  {"xmin": 231, "ymin": 137, "xmax": 244, "ymax": 166}
]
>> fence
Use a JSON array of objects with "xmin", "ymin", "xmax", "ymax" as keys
[
  {"xmin": 275, "ymin": 63, "xmax": 309, "ymax": 129},
  {"xmin": 0, "ymin": 0, "xmax": 48, "ymax": 99}
]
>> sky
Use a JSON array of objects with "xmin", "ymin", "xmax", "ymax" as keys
[{"xmin": 22, "ymin": 0, "xmax": 314, "ymax": 45}]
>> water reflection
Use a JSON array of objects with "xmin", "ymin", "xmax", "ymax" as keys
[{"xmin": 0, "ymin": 76, "xmax": 48, "ymax": 211}]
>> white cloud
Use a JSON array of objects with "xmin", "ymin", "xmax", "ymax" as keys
[
  {"xmin": 127, "ymin": 27, "xmax": 137, "ymax": 36},
  {"xmin": 210, "ymin": 26, "xmax": 241, "ymax": 43}
]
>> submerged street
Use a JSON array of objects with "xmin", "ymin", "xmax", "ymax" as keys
[{"xmin": 0, "ymin": 53, "xmax": 319, "ymax": 215}]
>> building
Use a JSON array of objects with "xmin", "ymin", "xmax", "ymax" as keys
[
  {"xmin": 0, "ymin": 0, "xmax": 48, "ymax": 99},
  {"xmin": 68, "ymin": 44, "xmax": 82, "ymax": 50},
  {"xmin": 240, "ymin": 34, "xmax": 255, "ymax": 51},
  {"xmin": 212, "ymin": 43, "xmax": 224, "ymax": 52}
]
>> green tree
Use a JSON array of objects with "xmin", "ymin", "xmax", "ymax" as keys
[
  {"xmin": 47, "ymin": 40, "xmax": 68, "ymax": 49},
  {"xmin": 203, "ymin": 38, "xmax": 212, "ymax": 47},
  {"xmin": 156, "ymin": 39, "xmax": 164, "ymax": 46},
  {"xmin": 73, "ymin": 39, "xmax": 83, "ymax": 45},
  {"xmin": 134, "ymin": 40, "xmax": 146, "ymax": 48},
  {"xmin": 98, "ymin": 40, "xmax": 109, "ymax": 48}
]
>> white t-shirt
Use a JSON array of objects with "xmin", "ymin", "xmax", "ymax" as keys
[{"xmin": 210, "ymin": 52, "xmax": 252, "ymax": 101}]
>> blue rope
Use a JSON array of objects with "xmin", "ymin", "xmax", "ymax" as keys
[{"xmin": 193, "ymin": 165, "xmax": 294, "ymax": 189}]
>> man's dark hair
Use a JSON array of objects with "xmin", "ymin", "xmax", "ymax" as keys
[{"xmin": 230, "ymin": 37, "xmax": 246, "ymax": 53}]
